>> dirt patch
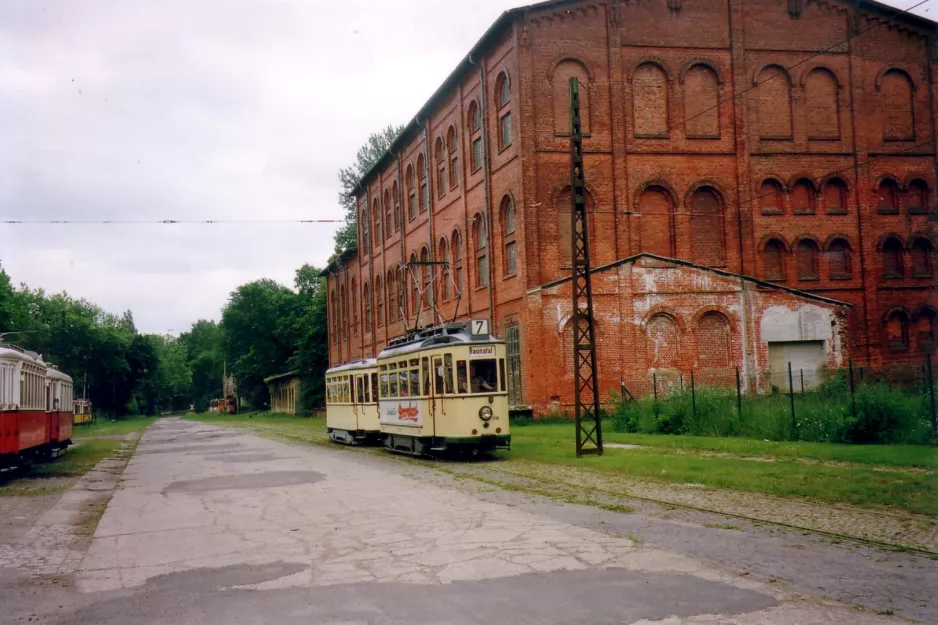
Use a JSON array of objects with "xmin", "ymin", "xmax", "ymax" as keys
[{"xmin": 164, "ymin": 471, "xmax": 324, "ymax": 494}]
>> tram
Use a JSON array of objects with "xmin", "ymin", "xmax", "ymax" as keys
[
  {"xmin": 45, "ymin": 365, "xmax": 74, "ymax": 455},
  {"xmin": 73, "ymin": 399, "xmax": 94, "ymax": 425},
  {"xmin": 325, "ymin": 359, "xmax": 380, "ymax": 444},
  {"xmin": 377, "ymin": 319, "xmax": 510, "ymax": 456}
]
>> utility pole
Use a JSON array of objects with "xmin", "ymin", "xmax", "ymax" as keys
[{"xmin": 570, "ymin": 77, "xmax": 603, "ymax": 457}]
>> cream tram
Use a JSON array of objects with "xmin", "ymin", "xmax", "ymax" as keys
[
  {"xmin": 377, "ymin": 319, "xmax": 510, "ymax": 456},
  {"xmin": 325, "ymin": 359, "xmax": 381, "ymax": 444}
]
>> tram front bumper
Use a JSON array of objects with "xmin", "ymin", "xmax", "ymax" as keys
[{"xmin": 432, "ymin": 434, "xmax": 511, "ymax": 451}]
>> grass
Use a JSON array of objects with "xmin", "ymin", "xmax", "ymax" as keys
[
  {"xmin": 0, "ymin": 439, "xmax": 125, "ymax": 497},
  {"xmin": 186, "ymin": 411, "xmax": 330, "ymax": 446},
  {"xmin": 73, "ymin": 415, "xmax": 156, "ymax": 439}
]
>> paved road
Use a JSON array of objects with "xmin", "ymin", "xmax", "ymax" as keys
[{"xmin": 1, "ymin": 418, "xmax": 916, "ymax": 624}]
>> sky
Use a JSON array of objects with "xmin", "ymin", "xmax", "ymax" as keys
[{"xmin": 0, "ymin": 0, "xmax": 932, "ymax": 335}]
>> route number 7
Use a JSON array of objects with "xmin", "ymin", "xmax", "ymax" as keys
[{"xmin": 471, "ymin": 319, "xmax": 489, "ymax": 336}]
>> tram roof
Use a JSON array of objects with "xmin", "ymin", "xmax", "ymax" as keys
[
  {"xmin": 325, "ymin": 359, "xmax": 377, "ymax": 375},
  {"xmin": 378, "ymin": 321, "xmax": 503, "ymax": 360},
  {"xmin": 0, "ymin": 344, "xmax": 45, "ymax": 365},
  {"xmin": 46, "ymin": 366, "xmax": 73, "ymax": 383}
]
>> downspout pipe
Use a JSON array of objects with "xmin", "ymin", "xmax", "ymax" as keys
[{"xmin": 470, "ymin": 53, "xmax": 496, "ymax": 330}]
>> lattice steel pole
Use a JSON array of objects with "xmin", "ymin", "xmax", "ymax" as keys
[{"xmin": 570, "ymin": 77, "xmax": 603, "ymax": 457}]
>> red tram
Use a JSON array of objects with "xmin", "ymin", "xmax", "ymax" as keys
[{"xmin": 0, "ymin": 345, "xmax": 74, "ymax": 472}]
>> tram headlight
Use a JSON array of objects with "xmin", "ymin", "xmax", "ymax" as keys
[{"xmin": 479, "ymin": 406, "xmax": 493, "ymax": 421}]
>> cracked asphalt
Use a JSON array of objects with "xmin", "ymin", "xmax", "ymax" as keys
[{"xmin": 0, "ymin": 417, "xmax": 930, "ymax": 624}]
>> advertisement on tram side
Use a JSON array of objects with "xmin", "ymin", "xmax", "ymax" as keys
[{"xmin": 379, "ymin": 400, "xmax": 424, "ymax": 427}]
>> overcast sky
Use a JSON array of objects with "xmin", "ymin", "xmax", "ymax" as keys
[{"xmin": 1, "ymin": 0, "xmax": 931, "ymax": 335}]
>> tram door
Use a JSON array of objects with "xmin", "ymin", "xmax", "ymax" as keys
[{"xmin": 430, "ymin": 355, "xmax": 444, "ymax": 436}]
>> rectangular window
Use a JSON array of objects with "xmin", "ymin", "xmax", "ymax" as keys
[
  {"xmin": 433, "ymin": 357, "xmax": 444, "ymax": 396},
  {"xmin": 421, "ymin": 183, "xmax": 429, "ymax": 212},
  {"xmin": 421, "ymin": 357, "xmax": 429, "ymax": 396},
  {"xmin": 477, "ymin": 255, "xmax": 488, "ymax": 286},
  {"xmin": 351, "ymin": 376, "xmax": 357, "ymax": 404},
  {"xmin": 443, "ymin": 354, "xmax": 454, "ymax": 395},
  {"xmin": 438, "ymin": 167, "xmax": 447, "ymax": 197},
  {"xmin": 388, "ymin": 364, "xmax": 398, "ymax": 397},
  {"xmin": 371, "ymin": 373, "xmax": 378, "ymax": 401},
  {"xmin": 409, "ymin": 359, "xmax": 420, "ymax": 396},
  {"xmin": 500, "ymin": 112, "xmax": 512, "ymax": 148},
  {"xmin": 506, "ymin": 323, "xmax": 522, "ymax": 404},
  {"xmin": 456, "ymin": 360, "xmax": 468, "ymax": 394},
  {"xmin": 499, "ymin": 358, "xmax": 506, "ymax": 393},
  {"xmin": 468, "ymin": 359, "xmax": 499, "ymax": 394},
  {"xmin": 471, "ymin": 137, "xmax": 483, "ymax": 172},
  {"xmin": 451, "ymin": 157, "xmax": 459, "ymax": 187},
  {"xmin": 505, "ymin": 242, "xmax": 516, "ymax": 275}
]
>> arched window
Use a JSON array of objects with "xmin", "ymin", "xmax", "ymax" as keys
[
  {"xmin": 435, "ymin": 137, "xmax": 446, "ymax": 198},
  {"xmin": 553, "ymin": 60, "xmax": 590, "ymax": 134},
  {"xmin": 386, "ymin": 270, "xmax": 395, "ymax": 323},
  {"xmin": 697, "ymin": 312, "xmax": 730, "ymax": 368},
  {"xmin": 638, "ymin": 186, "xmax": 675, "ymax": 257},
  {"xmin": 880, "ymin": 69, "xmax": 915, "ymax": 141},
  {"xmin": 633, "ymin": 62, "xmax": 669, "ymax": 137},
  {"xmin": 383, "ymin": 190, "xmax": 392, "ymax": 240},
  {"xmin": 420, "ymin": 247, "xmax": 431, "ymax": 309},
  {"xmin": 406, "ymin": 165, "xmax": 416, "ymax": 221},
  {"xmin": 881, "ymin": 237, "xmax": 904, "ymax": 278},
  {"xmin": 763, "ymin": 239, "xmax": 786, "ymax": 281},
  {"xmin": 439, "ymin": 238, "xmax": 450, "ymax": 301},
  {"xmin": 452, "ymin": 229, "xmax": 463, "ymax": 297},
  {"xmin": 911, "ymin": 237, "xmax": 934, "ymax": 277},
  {"xmin": 683, "ymin": 64, "xmax": 719, "ymax": 138},
  {"xmin": 360, "ymin": 208, "xmax": 370, "ymax": 255},
  {"xmin": 371, "ymin": 199, "xmax": 381, "ymax": 247},
  {"xmin": 915, "ymin": 308, "xmax": 936, "ymax": 351},
  {"xmin": 447, "ymin": 126, "xmax": 459, "ymax": 188},
  {"xmin": 906, "ymin": 179, "xmax": 929, "ymax": 215},
  {"xmin": 330, "ymin": 291, "xmax": 338, "ymax": 343},
  {"xmin": 501, "ymin": 196, "xmax": 517, "ymax": 276},
  {"xmin": 757, "ymin": 66, "xmax": 792, "ymax": 139},
  {"xmin": 828, "ymin": 238, "xmax": 852, "ymax": 279},
  {"xmin": 824, "ymin": 178, "xmax": 848, "ymax": 215},
  {"xmin": 375, "ymin": 276, "xmax": 384, "ymax": 327},
  {"xmin": 473, "ymin": 214, "xmax": 488, "ymax": 287},
  {"xmin": 796, "ymin": 239, "xmax": 820, "ymax": 281},
  {"xmin": 339, "ymin": 285, "xmax": 347, "ymax": 340},
  {"xmin": 496, "ymin": 71, "xmax": 512, "ymax": 149},
  {"xmin": 363, "ymin": 283, "xmax": 371, "ymax": 332},
  {"xmin": 417, "ymin": 154, "xmax": 429, "ymax": 212},
  {"xmin": 392, "ymin": 181, "xmax": 401, "ymax": 232},
  {"xmin": 759, "ymin": 179, "xmax": 784, "ymax": 215},
  {"xmin": 468, "ymin": 100, "xmax": 483, "ymax": 172},
  {"xmin": 886, "ymin": 309, "xmax": 910, "ymax": 350},
  {"xmin": 792, "ymin": 179, "xmax": 816, "ymax": 215},
  {"xmin": 351, "ymin": 278, "xmax": 358, "ymax": 336},
  {"xmin": 805, "ymin": 68, "xmax": 840, "ymax": 140},
  {"xmin": 647, "ymin": 313, "xmax": 681, "ymax": 369},
  {"xmin": 877, "ymin": 179, "xmax": 900, "ymax": 214},
  {"xmin": 690, "ymin": 187, "xmax": 725, "ymax": 266},
  {"xmin": 409, "ymin": 253, "xmax": 420, "ymax": 316}
]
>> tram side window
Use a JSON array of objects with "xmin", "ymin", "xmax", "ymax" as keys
[
  {"xmin": 371, "ymin": 373, "xmax": 378, "ymax": 401},
  {"xmin": 456, "ymin": 360, "xmax": 468, "ymax": 394},
  {"xmin": 499, "ymin": 358, "xmax": 506, "ymax": 393},
  {"xmin": 469, "ymin": 359, "xmax": 498, "ymax": 393},
  {"xmin": 421, "ymin": 357, "xmax": 430, "ymax": 396},
  {"xmin": 443, "ymin": 354, "xmax": 454, "ymax": 394},
  {"xmin": 409, "ymin": 359, "xmax": 420, "ymax": 396},
  {"xmin": 389, "ymin": 363, "xmax": 398, "ymax": 397},
  {"xmin": 434, "ymin": 360, "xmax": 445, "ymax": 395},
  {"xmin": 380, "ymin": 368, "xmax": 389, "ymax": 398},
  {"xmin": 399, "ymin": 368, "xmax": 409, "ymax": 397},
  {"xmin": 357, "ymin": 376, "xmax": 364, "ymax": 405}
]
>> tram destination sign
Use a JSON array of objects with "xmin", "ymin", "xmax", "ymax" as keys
[{"xmin": 468, "ymin": 345, "xmax": 496, "ymax": 358}]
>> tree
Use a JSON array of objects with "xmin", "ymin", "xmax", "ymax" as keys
[
  {"xmin": 179, "ymin": 319, "xmax": 224, "ymax": 411},
  {"xmin": 288, "ymin": 264, "xmax": 329, "ymax": 412},
  {"xmin": 334, "ymin": 124, "xmax": 404, "ymax": 256}
]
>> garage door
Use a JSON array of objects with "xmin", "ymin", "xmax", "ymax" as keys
[{"xmin": 767, "ymin": 341, "xmax": 825, "ymax": 391}]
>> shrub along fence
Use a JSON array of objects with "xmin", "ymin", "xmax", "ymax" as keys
[{"xmin": 610, "ymin": 355, "xmax": 937, "ymax": 445}]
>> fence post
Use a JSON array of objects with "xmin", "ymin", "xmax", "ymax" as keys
[
  {"xmin": 680, "ymin": 373, "xmax": 684, "ymax": 393},
  {"xmin": 800, "ymin": 369, "xmax": 805, "ymax": 395},
  {"xmin": 690, "ymin": 370, "xmax": 696, "ymax": 419},
  {"xmin": 652, "ymin": 372, "xmax": 658, "ymax": 416},
  {"xmin": 848, "ymin": 358, "xmax": 857, "ymax": 420},
  {"xmin": 735, "ymin": 366, "xmax": 742, "ymax": 421},
  {"xmin": 788, "ymin": 362, "xmax": 796, "ymax": 438},
  {"xmin": 926, "ymin": 353, "xmax": 936, "ymax": 443}
]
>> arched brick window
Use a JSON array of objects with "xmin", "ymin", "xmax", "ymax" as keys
[
  {"xmin": 906, "ymin": 179, "xmax": 929, "ymax": 215},
  {"xmin": 647, "ymin": 313, "xmax": 681, "ymax": 369},
  {"xmin": 439, "ymin": 238, "xmax": 450, "ymax": 301},
  {"xmin": 409, "ymin": 253, "xmax": 420, "ymax": 316},
  {"xmin": 633, "ymin": 62, "xmax": 669, "ymax": 138},
  {"xmin": 638, "ymin": 186, "xmax": 675, "ymax": 257},
  {"xmin": 880, "ymin": 69, "xmax": 915, "ymax": 141},
  {"xmin": 363, "ymin": 283, "xmax": 371, "ymax": 332},
  {"xmin": 877, "ymin": 179, "xmax": 900, "ymax": 214},
  {"xmin": 452, "ymin": 229, "xmax": 463, "ymax": 297},
  {"xmin": 881, "ymin": 237, "xmax": 904, "ymax": 278},
  {"xmin": 406, "ymin": 164, "xmax": 416, "ymax": 221},
  {"xmin": 417, "ymin": 154, "xmax": 428, "ymax": 212},
  {"xmin": 827, "ymin": 238, "xmax": 852, "ymax": 280},
  {"xmin": 495, "ymin": 72, "xmax": 512, "ymax": 149},
  {"xmin": 468, "ymin": 100, "xmax": 483, "ymax": 172},
  {"xmin": 351, "ymin": 278, "xmax": 358, "ymax": 336},
  {"xmin": 756, "ymin": 66, "xmax": 792, "ymax": 139},
  {"xmin": 886, "ymin": 309, "xmax": 910, "ymax": 350},
  {"xmin": 763, "ymin": 238, "xmax": 786, "ymax": 281},
  {"xmin": 435, "ymin": 137, "xmax": 446, "ymax": 198},
  {"xmin": 759, "ymin": 179, "xmax": 784, "ymax": 216},
  {"xmin": 553, "ymin": 60, "xmax": 590, "ymax": 134},
  {"xmin": 383, "ymin": 190, "xmax": 392, "ymax": 240},
  {"xmin": 792, "ymin": 179, "xmax": 816, "ymax": 215},
  {"xmin": 501, "ymin": 196, "xmax": 517, "ymax": 276},
  {"xmin": 823, "ymin": 178, "xmax": 848, "ymax": 215},
  {"xmin": 473, "ymin": 214, "xmax": 488, "ymax": 287},
  {"xmin": 796, "ymin": 239, "xmax": 820, "ymax": 281},
  {"xmin": 915, "ymin": 308, "xmax": 937, "ymax": 351},
  {"xmin": 339, "ymin": 285, "xmax": 347, "ymax": 340},
  {"xmin": 805, "ymin": 68, "xmax": 839, "ymax": 140},
  {"xmin": 683, "ymin": 63, "xmax": 719, "ymax": 138},
  {"xmin": 697, "ymin": 311, "xmax": 730, "ymax": 368},
  {"xmin": 447, "ymin": 126, "xmax": 459, "ymax": 189},
  {"xmin": 690, "ymin": 187, "xmax": 725, "ymax": 266},
  {"xmin": 371, "ymin": 198, "xmax": 381, "ymax": 247},
  {"xmin": 330, "ymin": 291, "xmax": 337, "ymax": 343},
  {"xmin": 386, "ymin": 270, "xmax": 396, "ymax": 323},
  {"xmin": 360, "ymin": 208, "xmax": 369, "ymax": 255},
  {"xmin": 420, "ymin": 246, "xmax": 431, "ymax": 309},
  {"xmin": 392, "ymin": 181, "xmax": 401, "ymax": 232},
  {"xmin": 375, "ymin": 276, "xmax": 384, "ymax": 327},
  {"xmin": 910, "ymin": 237, "xmax": 934, "ymax": 277}
]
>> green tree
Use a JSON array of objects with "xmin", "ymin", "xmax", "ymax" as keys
[
  {"xmin": 288, "ymin": 264, "xmax": 329, "ymax": 412},
  {"xmin": 179, "ymin": 319, "xmax": 224, "ymax": 411},
  {"xmin": 335, "ymin": 124, "xmax": 404, "ymax": 256}
]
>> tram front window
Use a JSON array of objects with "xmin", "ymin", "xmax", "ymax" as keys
[{"xmin": 468, "ymin": 359, "xmax": 498, "ymax": 393}]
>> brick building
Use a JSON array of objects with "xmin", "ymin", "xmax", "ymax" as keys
[{"xmin": 325, "ymin": 0, "xmax": 937, "ymax": 414}]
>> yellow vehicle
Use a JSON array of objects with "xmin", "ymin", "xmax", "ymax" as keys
[
  {"xmin": 73, "ymin": 399, "xmax": 93, "ymax": 425},
  {"xmin": 325, "ymin": 359, "xmax": 380, "ymax": 444},
  {"xmin": 377, "ymin": 319, "xmax": 510, "ymax": 456}
]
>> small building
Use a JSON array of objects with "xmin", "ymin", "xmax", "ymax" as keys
[{"xmin": 265, "ymin": 371, "xmax": 301, "ymax": 415}]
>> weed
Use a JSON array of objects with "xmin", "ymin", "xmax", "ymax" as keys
[
  {"xmin": 597, "ymin": 503, "xmax": 636, "ymax": 514},
  {"xmin": 703, "ymin": 522, "xmax": 742, "ymax": 531}
]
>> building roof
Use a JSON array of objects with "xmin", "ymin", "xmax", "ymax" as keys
[
  {"xmin": 530, "ymin": 253, "xmax": 852, "ymax": 308},
  {"xmin": 263, "ymin": 370, "xmax": 300, "ymax": 385},
  {"xmin": 350, "ymin": 0, "xmax": 935, "ymax": 198}
]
